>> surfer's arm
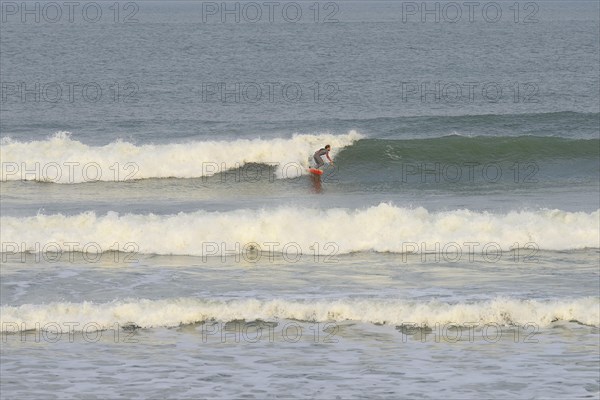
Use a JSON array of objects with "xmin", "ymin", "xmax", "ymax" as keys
[{"xmin": 326, "ymin": 152, "xmax": 333, "ymax": 163}]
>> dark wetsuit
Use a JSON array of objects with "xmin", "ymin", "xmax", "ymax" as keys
[{"xmin": 313, "ymin": 148, "xmax": 330, "ymax": 168}]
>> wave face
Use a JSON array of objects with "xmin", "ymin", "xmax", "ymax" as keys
[
  {"xmin": 0, "ymin": 131, "xmax": 363, "ymax": 183},
  {"xmin": 1, "ymin": 297, "xmax": 597, "ymax": 331},
  {"xmin": 343, "ymin": 136, "xmax": 599, "ymax": 165},
  {"xmin": 2, "ymin": 129, "xmax": 598, "ymax": 183},
  {"xmin": 1, "ymin": 204, "xmax": 598, "ymax": 255}
]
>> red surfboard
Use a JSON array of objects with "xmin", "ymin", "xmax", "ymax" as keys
[{"xmin": 308, "ymin": 168, "xmax": 323, "ymax": 176}]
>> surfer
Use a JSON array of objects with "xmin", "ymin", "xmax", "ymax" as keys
[{"xmin": 313, "ymin": 145, "xmax": 333, "ymax": 169}]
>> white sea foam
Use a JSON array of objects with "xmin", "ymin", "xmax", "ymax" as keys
[
  {"xmin": 1, "ymin": 204, "xmax": 598, "ymax": 255},
  {"xmin": 0, "ymin": 131, "xmax": 362, "ymax": 183},
  {"xmin": 1, "ymin": 296, "xmax": 597, "ymax": 331}
]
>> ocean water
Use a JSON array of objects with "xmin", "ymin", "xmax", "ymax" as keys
[{"xmin": 1, "ymin": 1, "xmax": 599, "ymax": 399}]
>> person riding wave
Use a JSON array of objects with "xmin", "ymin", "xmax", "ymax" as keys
[{"xmin": 313, "ymin": 145, "xmax": 333, "ymax": 169}]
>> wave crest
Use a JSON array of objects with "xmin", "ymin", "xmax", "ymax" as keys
[
  {"xmin": 1, "ymin": 205, "xmax": 598, "ymax": 255},
  {"xmin": 0, "ymin": 131, "xmax": 363, "ymax": 183},
  {"xmin": 2, "ymin": 297, "xmax": 597, "ymax": 331}
]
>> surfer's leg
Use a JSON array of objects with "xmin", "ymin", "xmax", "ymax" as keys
[{"xmin": 314, "ymin": 155, "xmax": 324, "ymax": 168}]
